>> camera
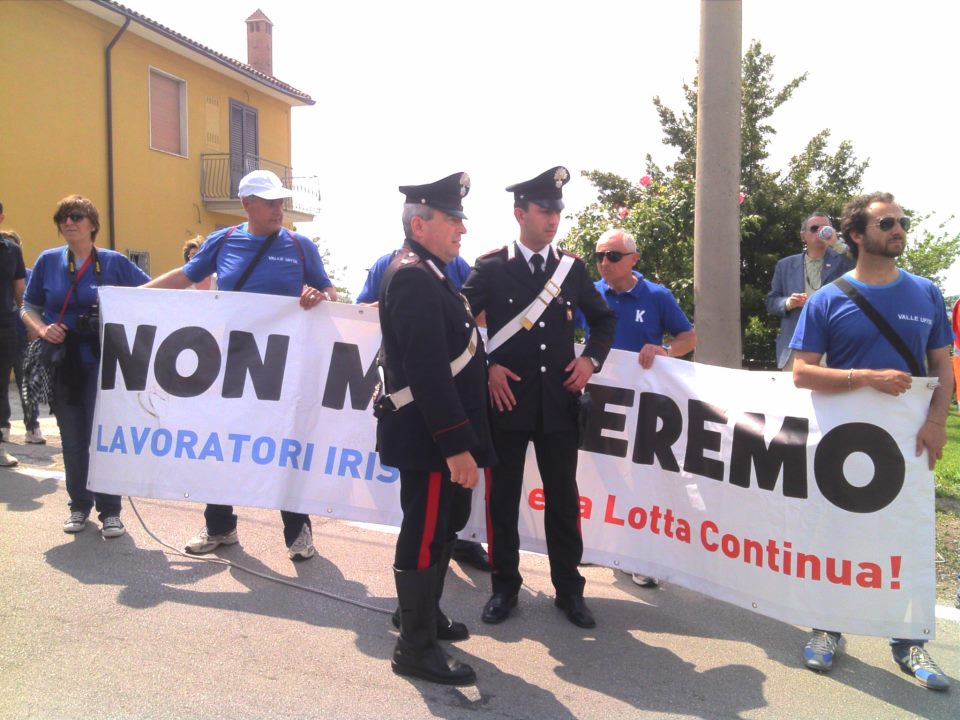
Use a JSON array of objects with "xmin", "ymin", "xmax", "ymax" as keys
[{"xmin": 77, "ymin": 304, "xmax": 100, "ymax": 334}]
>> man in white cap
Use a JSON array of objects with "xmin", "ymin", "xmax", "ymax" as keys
[{"xmin": 145, "ymin": 169, "xmax": 337, "ymax": 560}]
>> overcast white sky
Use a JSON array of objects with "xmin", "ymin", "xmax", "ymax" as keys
[{"xmin": 119, "ymin": 0, "xmax": 960, "ymax": 296}]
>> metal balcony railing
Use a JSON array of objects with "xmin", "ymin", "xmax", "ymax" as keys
[{"xmin": 200, "ymin": 153, "xmax": 321, "ymax": 217}]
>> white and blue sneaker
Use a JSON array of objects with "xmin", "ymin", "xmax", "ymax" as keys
[
  {"xmin": 892, "ymin": 644, "xmax": 950, "ymax": 691},
  {"xmin": 803, "ymin": 630, "xmax": 842, "ymax": 671}
]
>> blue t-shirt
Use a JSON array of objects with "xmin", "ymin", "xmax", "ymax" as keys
[
  {"xmin": 577, "ymin": 271, "xmax": 693, "ymax": 351},
  {"xmin": 789, "ymin": 270, "xmax": 951, "ymax": 373},
  {"xmin": 24, "ymin": 246, "xmax": 152, "ymax": 363},
  {"xmin": 184, "ymin": 224, "xmax": 332, "ymax": 297},
  {"xmin": 356, "ymin": 250, "xmax": 471, "ymax": 302}
]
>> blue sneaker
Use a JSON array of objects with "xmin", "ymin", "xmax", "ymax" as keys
[
  {"xmin": 803, "ymin": 631, "xmax": 841, "ymax": 671},
  {"xmin": 892, "ymin": 644, "xmax": 950, "ymax": 691}
]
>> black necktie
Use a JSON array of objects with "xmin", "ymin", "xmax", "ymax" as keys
[{"xmin": 531, "ymin": 253, "xmax": 546, "ymax": 285}]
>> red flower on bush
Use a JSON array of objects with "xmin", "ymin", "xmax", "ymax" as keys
[
  {"xmin": 738, "ymin": 192, "xmax": 746, "ymax": 205},
  {"xmin": 617, "ymin": 206, "xmax": 629, "ymax": 219},
  {"xmin": 638, "ymin": 175, "xmax": 652, "ymax": 187}
]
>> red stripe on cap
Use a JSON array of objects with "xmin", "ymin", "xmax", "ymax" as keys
[{"xmin": 417, "ymin": 472, "xmax": 443, "ymax": 570}]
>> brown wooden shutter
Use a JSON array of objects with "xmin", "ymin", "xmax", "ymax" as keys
[{"xmin": 150, "ymin": 71, "xmax": 183, "ymax": 155}]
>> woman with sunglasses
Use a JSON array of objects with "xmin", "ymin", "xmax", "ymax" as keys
[{"xmin": 21, "ymin": 195, "xmax": 150, "ymax": 538}]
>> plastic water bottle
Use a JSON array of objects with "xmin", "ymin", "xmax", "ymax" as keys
[{"xmin": 818, "ymin": 226, "xmax": 836, "ymax": 241}]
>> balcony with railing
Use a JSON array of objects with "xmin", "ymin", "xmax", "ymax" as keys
[{"xmin": 200, "ymin": 153, "xmax": 320, "ymax": 222}]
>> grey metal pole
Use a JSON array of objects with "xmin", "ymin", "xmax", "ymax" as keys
[{"xmin": 694, "ymin": 0, "xmax": 742, "ymax": 368}]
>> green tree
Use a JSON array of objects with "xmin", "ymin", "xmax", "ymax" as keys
[
  {"xmin": 311, "ymin": 237, "xmax": 353, "ymax": 303},
  {"xmin": 563, "ymin": 40, "xmax": 959, "ymax": 367}
]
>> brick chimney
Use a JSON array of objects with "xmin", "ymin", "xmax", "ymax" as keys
[{"xmin": 245, "ymin": 9, "xmax": 273, "ymax": 76}]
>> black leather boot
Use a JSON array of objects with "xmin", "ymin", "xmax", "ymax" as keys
[
  {"xmin": 435, "ymin": 539, "xmax": 469, "ymax": 640},
  {"xmin": 391, "ymin": 566, "xmax": 476, "ymax": 685},
  {"xmin": 390, "ymin": 541, "xmax": 469, "ymax": 641}
]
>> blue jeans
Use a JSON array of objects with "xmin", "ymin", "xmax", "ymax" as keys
[{"xmin": 51, "ymin": 362, "xmax": 121, "ymax": 520}]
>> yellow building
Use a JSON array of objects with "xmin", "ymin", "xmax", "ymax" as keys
[{"xmin": 0, "ymin": 0, "xmax": 316, "ymax": 275}]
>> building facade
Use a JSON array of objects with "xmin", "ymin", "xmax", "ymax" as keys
[{"xmin": 1, "ymin": 0, "xmax": 316, "ymax": 276}]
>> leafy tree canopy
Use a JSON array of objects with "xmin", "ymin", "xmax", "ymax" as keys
[{"xmin": 562, "ymin": 40, "xmax": 959, "ymax": 367}]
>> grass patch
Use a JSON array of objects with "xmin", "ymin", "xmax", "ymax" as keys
[
  {"xmin": 935, "ymin": 413, "xmax": 960, "ymax": 502},
  {"xmin": 935, "ymin": 412, "xmax": 960, "ymax": 603}
]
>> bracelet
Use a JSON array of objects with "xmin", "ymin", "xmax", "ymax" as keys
[{"xmin": 847, "ymin": 368, "xmax": 854, "ymax": 391}]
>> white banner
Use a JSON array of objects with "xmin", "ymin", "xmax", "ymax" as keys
[{"xmin": 91, "ymin": 287, "xmax": 937, "ymax": 638}]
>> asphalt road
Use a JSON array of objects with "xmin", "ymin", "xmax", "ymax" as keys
[{"xmin": 1, "ymin": 395, "xmax": 958, "ymax": 719}]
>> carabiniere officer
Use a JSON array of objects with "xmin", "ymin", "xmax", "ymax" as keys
[
  {"xmin": 375, "ymin": 172, "xmax": 495, "ymax": 686},
  {"xmin": 461, "ymin": 166, "xmax": 616, "ymax": 629}
]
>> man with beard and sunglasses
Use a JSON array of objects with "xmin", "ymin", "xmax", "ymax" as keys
[
  {"xmin": 579, "ymin": 227, "xmax": 697, "ymax": 588},
  {"xmin": 789, "ymin": 192, "xmax": 952, "ymax": 691}
]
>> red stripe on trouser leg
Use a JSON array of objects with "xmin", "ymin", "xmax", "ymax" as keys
[
  {"xmin": 483, "ymin": 467, "xmax": 495, "ymax": 572},
  {"xmin": 417, "ymin": 471, "xmax": 442, "ymax": 571}
]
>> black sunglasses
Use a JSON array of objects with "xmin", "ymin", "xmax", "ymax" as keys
[
  {"xmin": 594, "ymin": 250, "xmax": 630, "ymax": 263},
  {"xmin": 808, "ymin": 224, "xmax": 827, "ymax": 233},
  {"xmin": 59, "ymin": 212, "xmax": 88, "ymax": 223},
  {"xmin": 873, "ymin": 216, "xmax": 911, "ymax": 232}
]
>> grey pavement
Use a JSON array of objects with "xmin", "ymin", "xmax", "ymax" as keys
[{"xmin": 1, "ymin": 390, "xmax": 958, "ymax": 719}]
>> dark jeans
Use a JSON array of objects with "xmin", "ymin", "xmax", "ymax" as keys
[
  {"xmin": 13, "ymin": 333, "xmax": 39, "ymax": 431},
  {"xmin": 51, "ymin": 361, "xmax": 121, "ymax": 520},
  {"xmin": 0, "ymin": 319, "xmax": 15, "ymax": 432},
  {"xmin": 203, "ymin": 504, "xmax": 310, "ymax": 548}
]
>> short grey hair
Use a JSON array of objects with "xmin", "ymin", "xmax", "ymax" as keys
[
  {"xmin": 597, "ymin": 228, "xmax": 637, "ymax": 254},
  {"xmin": 402, "ymin": 203, "xmax": 435, "ymax": 238}
]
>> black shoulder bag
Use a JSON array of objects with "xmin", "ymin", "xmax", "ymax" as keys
[{"xmin": 834, "ymin": 277, "xmax": 924, "ymax": 376}]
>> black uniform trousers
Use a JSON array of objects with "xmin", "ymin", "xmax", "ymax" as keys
[
  {"xmin": 395, "ymin": 468, "xmax": 472, "ymax": 571},
  {"xmin": 487, "ymin": 425, "xmax": 584, "ymax": 597}
]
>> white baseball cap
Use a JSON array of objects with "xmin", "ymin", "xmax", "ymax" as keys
[{"xmin": 238, "ymin": 170, "xmax": 294, "ymax": 200}]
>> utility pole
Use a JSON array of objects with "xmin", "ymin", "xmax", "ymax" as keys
[{"xmin": 693, "ymin": 0, "xmax": 742, "ymax": 367}]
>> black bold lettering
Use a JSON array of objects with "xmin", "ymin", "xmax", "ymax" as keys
[
  {"xmin": 580, "ymin": 383, "xmax": 634, "ymax": 457},
  {"xmin": 100, "ymin": 323, "xmax": 157, "ymax": 391},
  {"xmin": 322, "ymin": 342, "xmax": 379, "ymax": 410},
  {"xmin": 153, "ymin": 327, "xmax": 221, "ymax": 398},
  {"xmin": 729, "ymin": 413, "xmax": 810, "ymax": 498},
  {"xmin": 633, "ymin": 392, "xmax": 681, "ymax": 471},
  {"xmin": 222, "ymin": 331, "xmax": 289, "ymax": 401},
  {"xmin": 683, "ymin": 400, "xmax": 727, "ymax": 480},
  {"xmin": 814, "ymin": 422, "xmax": 904, "ymax": 513}
]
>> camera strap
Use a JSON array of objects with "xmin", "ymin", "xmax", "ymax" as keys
[{"xmin": 58, "ymin": 250, "xmax": 96, "ymax": 325}]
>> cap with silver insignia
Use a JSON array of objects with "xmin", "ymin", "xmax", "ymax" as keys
[
  {"xmin": 399, "ymin": 172, "xmax": 470, "ymax": 219},
  {"xmin": 506, "ymin": 166, "xmax": 569, "ymax": 210}
]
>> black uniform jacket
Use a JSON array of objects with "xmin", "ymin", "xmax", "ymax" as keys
[
  {"xmin": 462, "ymin": 242, "xmax": 616, "ymax": 433},
  {"xmin": 376, "ymin": 240, "xmax": 496, "ymax": 471}
]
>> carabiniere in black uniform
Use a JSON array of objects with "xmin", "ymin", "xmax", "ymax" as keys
[
  {"xmin": 461, "ymin": 166, "xmax": 616, "ymax": 628},
  {"xmin": 376, "ymin": 172, "xmax": 494, "ymax": 686}
]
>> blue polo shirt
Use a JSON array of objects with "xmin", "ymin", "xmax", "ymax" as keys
[
  {"xmin": 356, "ymin": 250, "xmax": 471, "ymax": 302},
  {"xmin": 24, "ymin": 246, "xmax": 151, "ymax": 363},
  {"xmin": 185, "ymin": 224, "xmax": 332, "ymax": 297},
  {"xmin": 579, "ymin": 271, "xmax": 693, "ymax": 351}
]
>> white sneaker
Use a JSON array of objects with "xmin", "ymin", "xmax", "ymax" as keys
[
  {"xmin": 63, "ymin": 511, "xmax": 89, "ymax": 533},
  {"xmin": 0, "ymin": 448, "xmax": 18, "ymax": 467},
  {"xmin": 25, "ymin": 428, "xmax": 45, "ymax": 444},
  {"xmin": 0, "ymin": 427, "xmax": 9, "ymax": 442},
  {"xmin": 184, "ymin": 527, "xmax": 239, "ymax": 554},
  {"xmin": 288, "ymin": 524, "xmax": 316, "ymax": 560},
  {"xmin": 101, "ymin": 516, "xmax": 126, "ymax": 539},
  {"xmin": 631, "ymin": 574, "xmax": 660, "ymax": 588}
]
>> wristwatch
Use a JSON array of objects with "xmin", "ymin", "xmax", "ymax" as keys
[
  {"xmin": 588, "ymin": 356, "xmax": 600, "ymax": 371},
  {"xmin": 661, "ymin": 344, "xmax": 672, "ymax": 356}
]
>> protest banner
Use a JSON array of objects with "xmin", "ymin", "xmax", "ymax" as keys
[{"xmin": 90, "ymin": 287, "xmax": 937, "ymax": 638}]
